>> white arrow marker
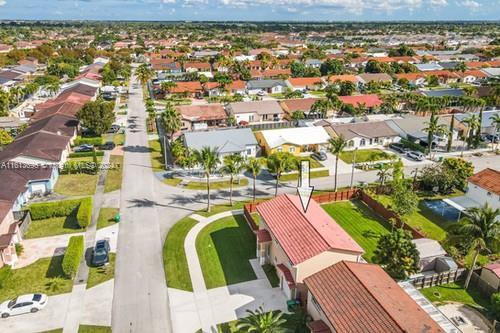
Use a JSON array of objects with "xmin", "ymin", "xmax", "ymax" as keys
[{"xmin": 297, "ymin": 159, "xmax": 314, "ymax": 213}]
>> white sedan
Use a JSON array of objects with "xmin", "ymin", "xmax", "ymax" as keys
[{"xmin": 0, "ymin": 294, "xmax": 48, "ymax": 318}]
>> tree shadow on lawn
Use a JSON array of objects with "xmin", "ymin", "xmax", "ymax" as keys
[
  {"xmin": 45, "ymin": 255, "xmax": 67, "ymax": 279},
  {"xmin": 209, "ymin": 215, "xmax": 257, "ymax": 286},
  {"xmin": 63, "ymin": 211, "xmax": 85, "ymax": 231}
]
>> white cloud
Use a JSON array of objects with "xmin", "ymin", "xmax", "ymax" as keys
[
  {"xmin": 162, "ymin": 0, "xmax": 176, "ymax": 3},
  {"xmin": 429, "ymin": 0, "xmax": 447, "ymax": 6},
  {"xmin": 0, "ymin": 0, "xmax": 6, "ymax": 6},
  {"xmin": 459, "ymin": 0, "xmax": 481, "ymax": 9}
]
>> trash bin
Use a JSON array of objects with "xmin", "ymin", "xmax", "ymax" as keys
[{"xmin": 114, "ymin": 213, "xmax": 121, "ymax": 222}]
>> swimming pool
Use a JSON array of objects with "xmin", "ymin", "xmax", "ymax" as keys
[{"xmin": 423, "ymin": 200, "xmax": 461, "ymax": 221}]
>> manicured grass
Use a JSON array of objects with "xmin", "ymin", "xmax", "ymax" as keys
[
  {"xmin": 96, "ymin": 208, "xmax": 119, "ymax": 230},
  {"xmin": 163, "ymin": 177, "xmax": 182, "ymax": 187},
  {"xmin": 113, "ymin": 133, "xmax": 125, "ymax": 146},
  {"xmin": 375, "ymin": 195, "xmax": 454, "ymax": 242},
  {"xmin": 78, "ymin": 325, "xmax": 112, "ymax": 333},
  {"xmin": 68, "ymin": 156, "xmax": 103, "ymax": 163},
  {"xmin": 184, "ymin": 178, "xmax": 249, "ymax": 190},
  {"xmin": 104, "ymin": 155, "xmax": 123, "ymax": 193},
  {"xmin": 0, "ymin": 256, "xmax": 73, "ymax": 302},
  {"xmin": 24, "ymin": 215, "xmax": 85, "ymax": 239},
  {"xmin": 87, "ymin": 253, "xmax": 116, "ymax": 289},
  {"xmin": 250, "ymin": 213, "xmax": 260, "ymax": 227},
  {"xmin": 308, "ymin": 90, "xmax": 326, "ymax": 97},
  {"xmin": 280, "ymin": 169, "xmax": 329, "ymax": 182},
  {"xmin": 196, "ymin": 199, "xmax": 269, "ymax": 218},
  {"xmin": 301, "ymin": 156, "xmax": 323, "ymax": 169},
  {"xmin": 262, "ymin": 264, "xmax": 280, "ymax": 288},
  {"xmin": 196, "ymin": 215, "xmax": 257, "ymax": 288},
  {"xmin": 339, "ymin": 149, "xmax": 391, "ymax": 164},
  {"xmin": 322, "ymin": 200, "xmax": 391, "ymax": 262},
  {"xmin": 163, "ymin": 217, "xmax": 198, "ymax": 291},
  {"xmin": 148, "ymin": 139, "xmax": 165, "ymax": 171},
  {"xmin": 55, "ymin": 173, "xmax": 98, "ymax": 196}
]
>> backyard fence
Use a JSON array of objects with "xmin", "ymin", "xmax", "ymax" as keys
[
  {"xmin": 469, "ymin": 271, "xmax": 499, "ymax": 299},
  {"xmin": 358, "ymin": 190, "xmax": 426, "ymax": 239},
  {"xmin": 311, "ymin": 189, "xmax": 358, "ymax": 204},
  {"xmin": 409, "ymin": 268, "xmax": 467, "ymax": 289},
  {"xmin": 246, "ymin": 121, "xmax": 294, "ymax": 131},
  {"xmin": 243, "ymin": 202, "xmax": 259, "ymax": 231},
  {"xmin": 16, "ymin": 211, "xmax": 32, "ymax": 238}
]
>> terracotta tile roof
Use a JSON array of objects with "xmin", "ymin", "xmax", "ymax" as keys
[
  {"xmin": 423, "ymin": 70, "xmax": 460, "ymax": 79},
  {"xmin": 169, "ymin": 81, "xmax": 203, "ymax": 93},
  {"xmin": 277, "ymin": 264, "xmax": 295, "ymax": 288},
  {"xmin": 304, "ymin": 261, "xmax": 444, "ymax": 333},
  {"xmin": 280, "ymin": 98, "xmax": 322, "ymax": 113},
  {"xmin": 339, "ymin": 94, "xmax": 383, "ymax": 108},
  {"xmin": 394, "ymin": 73, "xmax": 425, "ymax": 81},
  {"xmin": 465, "ymin": 61, "xmax": 491, "ymax": 69},
  {"xmin": 460, "ymin": 70, "xmax": 488, "ymax": 78},
  {"xmin": 468, "ymin": 168, "xmax": 500, "ymax": 196},
  {"xmin": 31, "ymin": 102, "xmax": 83, "ymax": 121},
  {"xmin": 175, "ymin": 104, "xmax": 227, "ymax": 122},
  {"xmin": 307, "ymin": 320, "xmax": 331, "ymax": 333},
  {"xmin": 326, "ymin": 75, "xmax": 358, "ymax": 83},
  {"xmin": 256, "ymin": 194, "xmax": 363, "ymax": 265},
  {"xmin": 256, "ymin": 229, "xmax": 272, "ymax": 243},
  {"xmin": 287, "ymin": 77, "xmax": 323, "ymax": 87}
]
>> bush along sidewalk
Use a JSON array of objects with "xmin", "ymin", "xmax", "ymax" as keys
[
  {"xmin": 29, "ymin": 197, "xmax": 93, "ymax": 228},
  {"xmin": 62, "ymin": 235, "xmax": 84, "ymax": 279}
]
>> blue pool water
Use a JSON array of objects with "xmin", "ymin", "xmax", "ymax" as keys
[{"xmin": 423, "ymin": 200, "xmax": 461, "ymax": 221}]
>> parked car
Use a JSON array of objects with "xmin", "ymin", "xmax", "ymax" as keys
[
  {"xmin": 257, "ymin": 90, "xmax": 266, "ymax": 96},
  {"xmin": 389, "ymin": 142, "xmax": 409, "ymax": 154},
  {"xmin": 311, "ymin": 151, "xmax": 327, "ymax": 161},
  {"xmin": 0, "ymin": 294, "xmax": 48, "ymax": 318},
  {"xmin": 91, "ymin": 239, "xmax": 110, "ymax": 266},
  {"xmin": 107, "ymin": 124, "xmax": 121, "ymax": 133},
  {"xmin": 74, "ymin": 144, "xmax": 94, "ymax": 153},
  {"xmin": 482, "ymin": 134, "xmax": 499, "ymax": 143},
  {"xmin": 406, "ymin": 151, "xmax": 425, "ymax": 161},
  {"xmin": 100, "ymin": 141, "xmax": 116, "ymax": 150}
]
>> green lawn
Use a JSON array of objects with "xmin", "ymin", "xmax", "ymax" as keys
[
  {"xmin": 78, "ymin": 325, "xmax": 112, "ymax": 333},
  {"xmin": 322, "ymin": 200, "xmax": 391, "ymax": 262},
  {"xmin": 196, "ymin": 215, "xmax": 257, "ymax": 288},
  {"xmin": 195, "ymin": 198, "xmax": 269, "ymax": 218},
  {"xmin": 339, "ymin": 149, "xmax": 391, "ymax": 164},
  {"xmin": 280, "ymin": 169, "xmax": 329, "ymax": 182},
  {"xmin": 163, "ymin": 177, "xmax": 183, "ymax": 187},
  {"xmin": 148, "ymin": 139, "xmax": 165, "ymax": 171},
  {"xmin": 163, "ymin": 217, "xmax": 199, "ymax": 291},
  {"xmin": 24, "ymin": 215, "xmax": 85, "ymax": 239},
  {"xmin": 374, "ymin": 195, "xmax": 454, "ymax": 242},
  {"xmin": 68, "ymin": 156, "xmax": 103, "ymax": 163},
  {"xmin": 87, "ymin": 253, "xmax": 115, "ymax": 289},
  {"xmin": 262, "ymin": 264, "xmax": 280, "ymax": 287},
  {"xmin": 420, "ymin": 282, "xmax": 493, "ymax": 318},
  {"xmin": 301, "ymin": 157, "xmax": 323, "ymax": 169},
  {"xmin": 184, "ymin": 178, "xmax": 249, "ymax": 190},
  {"xmin": 113, "ymin": 133, "xmax": 125, "ymax": 146},
  {"xmin": 55, "ymin": 173, "xmax": 98, "ymax": 196},
  {"xmin": 104, "ymin": 155, "xmax": 123, "ymax": 193},
  {"xmin": 97, "ymin": 208, "xmax": 119, "ymax": 230},
  {"xmin": 0, "ymin": 256, "xmax": 73, "ymax": 302}
]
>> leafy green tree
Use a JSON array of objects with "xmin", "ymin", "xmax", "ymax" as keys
[
  {"xmin": 338, "ymin": 80, "xmax": 356, "ymax": 96},
  {"xmin": 491, "ymin": 293, "xmax": 500, "ymax": 320},
  {"xmin": 375, "ymin": 163, "xmax": 392, "ymax": 186},
  {"xmin": 136, "ymin": 63, "xmax": 155, "ymax": 86},
  {"xmin": 245, "ymin": 157, "xmax": 263, "ymax": 203},
  {"xmin": 193, "ymin": 147, "xmax": 220, "ymax": 212},
  {"xmin": 237, "ymin": 307, "xmax": 286, "ymax": 333},
  {"xmin": 0, "ymin": 91, "xmax": 10, "ymax": 116},
  {"xmin": 310, "ymin": 99, "xmax": 331, "ymax": 118},
  {"xmin": 220, "ymin": 154, "xmax": 243, "ymax": 206},
  {"xmin": 442, "ymin": 158, "xmax": 473, "ymax": 190},
  {"xmin": 390, "ymin": 180, "xmax": 418, "ymax": 225},
  {"xmin": 160, "ymin": 103, "xmax": 182, "ymax": 140},
  {"xmin": 320, "ymin": 59, "xmax": 343, "ymax": 76},
  {"xmin": 490, "ymin": 112, "xmax": 500, "ymax": 151},
  {"xmin": 458, "ymin": 204, "xmax": 499, "ymax": 289},
  {"xmin": 267, "ymin": 152, "xmax": 295, "ymax": 197},
  {"xmin": 328, "ymin": 136, "xmax": 347, "ymax": 192},
  {"xmin": 0, "ymin": 128, "xmax": 13, "ymax": 148},
  {"xmin": 290, "ymin": 111, "xmax": 305, "ymax": 125},
  {"xmin": 76, "ymin": 100, "xmax": 115, "ymax": 135},
  {"xmin": 388, "ymin": 44, "xmax": 416, "ymax": 57},
  {"xmin": 426, "ymin": 75, "xmax": 439, "ymax": 87},
  {"xmin": 160, "ymin": 81, "xmax": 177, "ymax": 93},
  {"xmin": 373, "ymin": 229, "xmax": 420, "ymax": 279},
  {"xmin": 462, "ymin": 114, "xmax": 481, "ymax": 149}
]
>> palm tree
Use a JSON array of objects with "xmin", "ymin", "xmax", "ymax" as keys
[
  {"xmin": 245, "ymin": 157, "xmax": 263, "ymax": 202},
  {"xmin": 160, "ymin": 80, "xmax": 177, "ymax": 94},
  {"xmin": 462, "ymin": 114, "xmax": 481, "ymax": 150},
  {"xmin": 46, "ymin": 82, "xmax": 60, "ymax": 96},
  {"xmin": 489, "ymin": 113, "xmax": 500, "ymax": 151},
  {"xmin": 290, "ymin": 111, "xmax": 305, "ymax": 125},
  {"xmin": 423, "ymin": 112, "xmax": 449, "ymax": 157},
  {"xmin": 136, "ymin": 64, "xmax": 155, "ymax": 86},
  {"xmin": 267, "ymin": 152, "xmax": 295, "ymax": 197},
  {"xmin": 458, "ymin": 204, "xmax": 499, "ymax": 289},
  {"xmin": 375, "ymin": 163, "xmax": 392, "ymax": 186},
  {"xmin": 236, "ymin": 307, "xmax": 286, "ymax": 333},
  {"xmin": 193, "ymin": 147, "xmax": 220, "ymax": 213},
  {"xmin": 220, "ymin": 154, "xmax": 243, "ymax": 206},
  {"xmin": 328, "ymin": 136, "xmax": 347, "ymax": 192},
  {"xmin": 160, "ymin": 103, "xmax": 182, "ymax": 140},
  {"xmin": 310, "ymin": 99, "xmax": 331, "ymax": 119}
]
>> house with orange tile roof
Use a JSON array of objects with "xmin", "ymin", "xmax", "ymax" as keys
[
  {"xmin": 339, "ymin": 94, "xmax": 383, "ymax": 110},
  {"xmin": 255, "ymin": 194, "xmax": 363, "ymax": 300},
  {"xmin": 457, "ymin": 69, "xmax": 488, "ymax": 83},
  {"xmin": 184, "ymin": 62, "xmax": 212, "ymax": 73},
  {"xmin": 324, "ymin": 74, "xmax": 359, "ymax": 85},
  {"xmin": 304, "ymin": 261, "xmax": 445, "ymax": 333},
  {"xmin": 286, "ymin": 77, "xmax": 324, "ymax": 91},
  {"xmin": 167, "ymin": 81, "xmax": 203, "ymax": 98},
  {"xmin": 175, "ymin": 104, "xmax": 227, "ymax": 131}
]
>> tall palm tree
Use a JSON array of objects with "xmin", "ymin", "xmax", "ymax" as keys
[
  {"xmin": 160, "ymin": 80, "xmax": 177, "ymax": 94},
  {"xmin": 375, "ymin": 163, "xmax": 392, "ymax": 186},
  {"xmin": 46, "ymin": 82, "xmax": 60, "ymax": 96},
  {"xmin": 423, "ymin": 112, "xmax": 449, "ymax": 157},
  {"xmin": 267, "ymin": 152, "xmax": 295, "ymax": 197},
  {"xmin": 489, "ymin": 113, "xmax": 500, "ymax": 151},
  {"xmin": 236, "ymin": 307, "xmax": 286, "ymax": 333},
  {"xmin": 458, "ymin": 204, "xmax": 499, "ymax": 289},
  {"xmin": 160, "ymin": 103, "xmax": 182, "ymax": 140},
  {"xmin": 328, "ymin": 136, "xmax": 347, "ymax": 192},
  {"xmin": 220, "ymin": 154, "xmax": 243, "ymax": 206},
  {"xmin": 462, "ymin": 114, "xmax": 481, "ymax": 150},
  {"xmin": 136, "ymin": 64, "xmax": 155, "ymax": 86},
  {"xmin": 245, "ymin": 157, "xmax": 262, "ymax": 202},
  {"xmin": 310, "ymin": 99, "xmax": 331, "ymax": 119},
  {"xmin": 193, "ymin": 147, "xmax": 220, "ymax": 213}
]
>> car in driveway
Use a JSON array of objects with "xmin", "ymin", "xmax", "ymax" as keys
[
  {"xmin": 73, "ymin": 144, "xmax": 94, "ymax": 153},
  {"xmin": 406, "ymin": 151, "xmax": 425, "ymax": 161},
  {"xmin": 389, "ymin": 142, "xmax": 409, "ymax": 154},
  {"xmin": 0, "ymin": 294, "xmax": 48, "ymax": 318},
  {"xmin": 107, "ymin": 124, "xmax": 121, "ymax": 133},
  {"xmin": 92, "ymin": 239, "xmax": 110, "ymax": 266},
  {"xmin": 100, "ymin": 141, "xmax": 116, "ymax": 151},
  {"xmin": 311, "ymin": 151, "xmax": 327, "ymax": 161}
]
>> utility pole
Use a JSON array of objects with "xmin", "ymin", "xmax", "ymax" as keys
[{"xmin": 350, "ymin": 148, "xmax": 358, "ymax": 189}]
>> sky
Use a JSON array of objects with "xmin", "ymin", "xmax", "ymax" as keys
[{"xmin": 0, "ymin": 0, "xmax": 499, "ymax": 21}]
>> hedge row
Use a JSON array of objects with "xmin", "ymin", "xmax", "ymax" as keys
[
  {"xmin": 74, "ymin": 136, "xmax": 103, "ymax": 146},
  {"xmin": 29, "ymin": 199, "xmax": 82, "ymax": 220},
  {"xmin": 61, "ymin": 161, "xmax": 99, "ymax": 175},
  {"xmin": 400, "ymin": 138, "xmax": 426, "ymax": 153},
  {"xmin": 68, "ymin": 151, "xmax": 104, "ymax": 158},
  {"xmin": 62, "ymin": 235, "xmax": 84, "ymax": 278},
  {"xmin": 76, "ymin": 197, "xmax": 93, "ymax": 228}
]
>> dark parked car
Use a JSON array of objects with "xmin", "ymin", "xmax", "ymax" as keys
[
  {"xmin": 100, "ymin": 141, "xmax": 116, "ymax": 150},
  {"xmin": 311, "ymin": 151, "xmax": 327, "ymax": 161},
  {"xmin": 482, "ymin": 134, "xmax": 499, "ymax": 143},
  {"xmin": 91, "ymin": 239, "xmax": 110, "ymax": 266},
  {"xmin": 107, "ymin": 124, "xmax": 121, "ymax": 134},
  {"xmin": 389, "ymin": 142, "xmax": 409, "ymax": 154},
  {"xmin": 73, "ymin": 144, "xmax": 94, "ymax": 153}
]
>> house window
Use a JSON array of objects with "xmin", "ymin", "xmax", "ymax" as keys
[
  {"xmin": 247, "ymin": 148, "xmax": 252, "ymax": 155},
  {"xmin": 348, "ymin": 140, "xmax": 354, "ymax": 147},
  {"xmin": 360, "ymin": 139, "xmax": 366, "ymax": 146},
  {"xmin": 277, "ymin": 147, "xmax": 283, "ymax": 153},
  {"xmin": 289, "ymin": 147, "xmax": 295, "ymax": 153},
  {"xmin": 369, "ymin": 138, "xmax": 373, "ymax": 145}
]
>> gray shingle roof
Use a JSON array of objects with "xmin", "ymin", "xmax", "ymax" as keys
[{"xmin": 183, "ymin": 128, "xmax": 257, "ymax": 154}]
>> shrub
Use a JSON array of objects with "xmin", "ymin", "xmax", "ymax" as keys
[
  {"xmin": 491, "ymin": 292, "xmax": 500, "ymax": 320},
  {"xmin": 29, "ymin": 199, "xmax": 82, "ymax": 220},
  {"xmin": 68, "ymin": 151, "xmax": 104, "ymax": 158},
  {"xmin": 15, "ymin": 243, "xmax": 24, "ymax": 256},
  {"xmin": 400, "ymin": 138, "xmax": 426, "ymax": 153},
  {"xmin": 62, "ymin": 235, "xmax": 84, "ymax": 278},
  {"xmin": 0, "ymin": 266, "xmax": 12, "ymax": 288},
  {"xmin": 73, "ymin": 136, "xmax": 103, "ymax": 146},
  {"xmin": 76, "ymin": 197, "xmax": 93, "ymax": 228},
  {"xmin": 61, "ymin": 161, "xmax": 99, "ymax": 175}
]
